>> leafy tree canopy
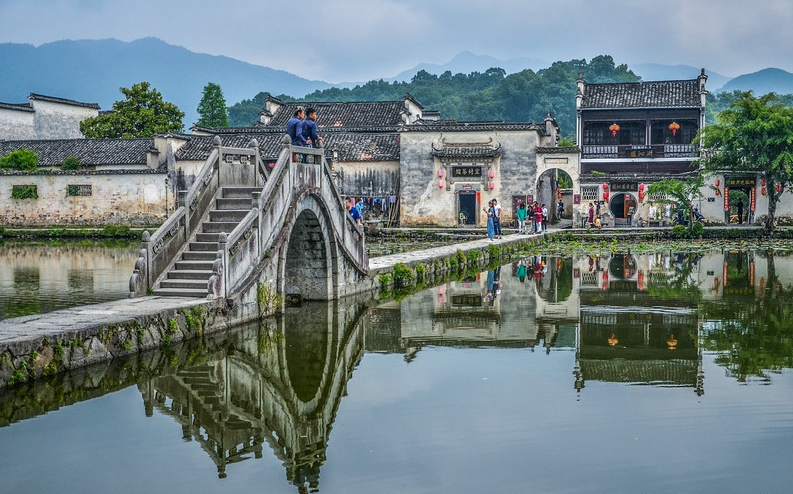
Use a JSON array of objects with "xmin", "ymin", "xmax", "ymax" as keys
[
  {"xmin": 697, "ymin": 92, "xmax": 793, "ymax": 232},
  {"xmin": 0, "ymin": 149, "xmax": 38, "ymax": 172},
  {"xmin": 227, "ymin": 55, "xmax": 640, "ymax": 136},
  {"xmin": 196, "ymin": 82, "xmax": 229, "ymax": 128},
  {"xmin": 80, "ymin": 82, "xmax": 184, "ymax": 138}
]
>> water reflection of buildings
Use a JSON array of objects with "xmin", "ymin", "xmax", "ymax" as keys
[
  {"xmin": 396, "ymin": 260, "xmax": 578, "ymax": 355},
  {"xmin": 574, "ymin": 253, "xmax": 703, "ymax": 394},
  {"xmin": 139, "ymin": 301, "xmax": 368, "ymax": 490},
  {"xmin": 385, "ymin": 252, "xmax": 735, "ymax": 395}
]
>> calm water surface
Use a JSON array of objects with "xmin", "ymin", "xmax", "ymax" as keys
[
  {"xmin": 1, "ymin": 247, "xmax": 793, "ymax": 493},
  {"xmin": 0, "ymin": 239, "xmax": 138, "ymax": 320}
]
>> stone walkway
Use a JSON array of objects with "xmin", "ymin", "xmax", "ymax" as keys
[
  {"xmin": 0, "ymin": 228, "xmax": 555, "ymax": 341},
  {"xmin": 0, "ymin": 296, "xmax": 205, "ymax": 344}
]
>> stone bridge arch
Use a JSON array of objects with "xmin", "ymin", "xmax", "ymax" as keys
[{"xmin": 278, "ymin": 192, "xmax": 339, "ymax": 301}]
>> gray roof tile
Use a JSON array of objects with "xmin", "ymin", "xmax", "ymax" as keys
[
  {"xmin": 582, "ymin": 79, "xmax": 702, "ymax": 109},
  {"xmin": 0, "ymin": 139, "xmax": 152, "ymax": 166}
]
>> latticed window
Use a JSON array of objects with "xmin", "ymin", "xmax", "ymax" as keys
[{"xmin": 581, "ymin": 187, "xmax": 598, "ymax": 201}]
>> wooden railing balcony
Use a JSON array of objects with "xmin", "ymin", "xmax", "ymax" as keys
[{"xmin": 582, "ymin": 144, "xmax": 697, "ymax": 159}]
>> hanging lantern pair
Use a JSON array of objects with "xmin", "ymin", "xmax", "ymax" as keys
[
  {"xmin": 638, "ymin": 183, "xmax": 645, "ymax": 202},
  {"xmin": 668, "ymin": 121, "xmax": 680, "ymax": 137},
  {"xmin": 557, "ymin": 188, "xmax": 562, "ymax": 200},
  {"xmin": 602, "ymin": 183, "xmax": 609, "ymax": 201},
  {"xmin": 609, "ymin": 123, "xmax": 620, "ymax": 137}
]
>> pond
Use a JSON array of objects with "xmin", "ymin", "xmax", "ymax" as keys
[
  {"xmin": 1, "ymin": 247, "xmax": 792, "ymax": 493},
  {"xmin": 0, "ymin": 239, "xmax": 138, "ymax": 321}
]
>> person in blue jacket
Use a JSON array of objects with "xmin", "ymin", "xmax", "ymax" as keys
[
  {"xmin": 302, "ymin": 107, "xmax": 324, "ymax": 147},
  {"xmin": 286, "ymin": 107, "xmax": 306, "ymax": 146}
]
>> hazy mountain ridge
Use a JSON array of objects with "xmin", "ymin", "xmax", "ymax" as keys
[
  {"xmin": 2, "ymin": 38, "xmax": 792, "ymax": 130},
  {"xmin": 0, "ymin": 37, "xmax": 331, "ymax": 127}
]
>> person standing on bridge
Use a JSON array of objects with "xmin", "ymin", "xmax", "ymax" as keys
[
  {"xmin": 286, "ymin": 107, "xmax": 306, "ymax": 146},
  {"xmin": 302, "ymin": 107, "xmax": 324, "ymax": 148},
  {"xmin": 346, "ymin": 197, "xmax": 362, "ymax": 226}
]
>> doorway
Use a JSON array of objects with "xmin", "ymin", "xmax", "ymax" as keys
[
  {"xmin": 610, "ymin": 193, "xmax": 637, "ymax": 221},
  {"xmin": 458, "ymin": 190, "xmax": 478, "ymax": 226}
]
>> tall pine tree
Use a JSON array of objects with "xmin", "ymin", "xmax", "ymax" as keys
[{"xmin": 197, "ymin": 82, "xmax": 229, "ymax": 128}]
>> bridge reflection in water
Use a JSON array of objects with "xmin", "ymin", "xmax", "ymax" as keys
[
  {"xmin": 6, "ymin": 250, "xmax": 789, "ymax": 490},
  {"xmin": 139, "ymin": 300, "xmax": 367, "ymax": 487},
  {"xmin": 134, "ymin": 252, "xmax": 722, "ymax": 487}
]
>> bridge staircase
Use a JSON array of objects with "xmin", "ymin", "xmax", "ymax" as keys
[
  {"xmin": 129, "ymin": 135, "xmax": 369, "ymax": 302},
  {"xmin": 154, "ymin": 186, "xmax": 263, "ymax": 297}
]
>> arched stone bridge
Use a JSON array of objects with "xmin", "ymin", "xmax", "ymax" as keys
[{"xmin": 129, "ymin": 137, "xmax": 369, "ymax": 304}]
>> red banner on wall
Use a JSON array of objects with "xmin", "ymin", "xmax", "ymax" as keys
[
  {"xmin": 750, "ymin": 186, "xmax": 756, "ymax": 212},
  {"xmin": 724, "ymin": 187, "xmax": 730, "ymax": 211}
]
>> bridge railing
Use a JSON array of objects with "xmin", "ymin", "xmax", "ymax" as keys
[
  {"xmin": 131, "ymin": 137, "xmax": 265, "ymax": 297},
  {"xmin": 212, "ymin": 140, "xmax": 368, "ymax": 299}
]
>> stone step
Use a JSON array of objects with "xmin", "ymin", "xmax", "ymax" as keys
[
  {"xmin": 167, "ymin": 269, "xmax": 213, "ymax": 280},
  {"xmin": 160, "ymin": 279, "xmax": 208, "ymax": 290},
  {"xmin": 174, "ymin": 260, "xmax": 215, "ymax": 271},
  {"xmin": 182, "ymin": 251, "xmax": 217, "ymax": 261},
  {"xmin": 209, "ymin": 209, "xmax": 249, "ymax": 222},
  {"xmin": 216, "ymin": 197, "xmax": 253, "ymax": 210},
  {"xmin": 222, "ymin": 187, "xmax": 262, "ymax": 199},
  {"xmin": 196, "ymin": 232, "xmax": 222, "ymax": 243},
  {"xmin": 189, "ymin": 242, "xmax": 219, "ymax": 252},
  {"xmin": 152, "ymin": 287, "xmax": 208, "ymax": 298},
  {"xmin": 202, "ymin": 221, "xmax": 238, "ymax": 233}
]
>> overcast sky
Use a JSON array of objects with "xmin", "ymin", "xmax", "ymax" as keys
[{"xmin": 1, "ymin": 0, "xmax": 792, "ymax": 83}]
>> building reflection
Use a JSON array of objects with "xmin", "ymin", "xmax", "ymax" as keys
[
  {"xmin": 138, "ymin": 300, "xmax": 368, "ymax": 491},
  {"xmin": 574, "ymin": 253, "xmax": 703, "ymax": 395}
]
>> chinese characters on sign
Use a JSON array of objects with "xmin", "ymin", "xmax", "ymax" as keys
[
  {"xmin": 610, "ymin": 182, "xmax": 638, "ymax": 192},
  {"xmin": 451, "ymin": 166, "xmax": 483, "ymax": 178},
  {"xmin": 725, "ymin": 176, "xmax": 755, "ymax": 187},
  {"xmin": 625, "ymin": 148, "xmax": 654, "ymax": 158}
]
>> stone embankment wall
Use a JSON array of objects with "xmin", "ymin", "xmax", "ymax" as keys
[
  {"xmin": 0, "ymin": 234, "xmax": 546, "ymax": 388},
  {"xmin": 0, "ymin": 171, "xmax": 168, "ymax": 226}
]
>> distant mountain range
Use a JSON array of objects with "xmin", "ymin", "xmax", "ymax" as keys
[
  {"xmin": 386, "ymin": 50, "xmax": 550, "ymax": 82},
  {"xmin": 2, "ymin": 38, "xmax": 793, "ymax": 130},
  {"xmin": 0, "ymin": 37, "xmax": 331, "ymax": 128}
]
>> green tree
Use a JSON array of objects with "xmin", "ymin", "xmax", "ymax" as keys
[
  {"xmin": 80, "ymin": 82, "xmax": 184, "ymax": 138},
  {"xmin": 646, "ymin": 175, "xmax": 705, "ymax": 231},
  {"xmin": 697, "ymin": 92, "xmax": 793, "ymax": 233},
  {"xmin": 0, "ymin": 149, "xmax": 38, "ymax": 172},
  {"xmin": 196, "ymin": 82, "xmax": 229, "ymax": 128}
]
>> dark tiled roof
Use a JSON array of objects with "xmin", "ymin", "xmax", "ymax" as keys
[
  {"xmin": 406, "ymin": 121, "xmax": 547, "ymax": 133},
  {"xmin": 0, "ymin": 102, "xmax": 34, "ymax": 112},
  {"xmin": 175, "ymin": 133, "xmax": 284, "ymax": 161},
  {"xmin": 325, "ymin": 133, "xmax": 400, "ymax": 161},
  {"xmin": 28, "ymin": 93, "xmax": 101, "ymax": 110},
  {"xmin": 261, "ymin": 101, "xmax": 408, "ymax": 128},
  {"xmin": 431, "ymin": 143, "xmax": 502, "ymax": 158},
  {"xmin": 175, "ymin": 131, "xmax": 400, "ymax": 162},
  {"xmin": 582, "ymin": 80, "xmax": 701, "ymax": 109},
  {"xmin": 0, "ymin": 139, "xmax": 152, "ymax": 166},
  {"xmin": 537, "ymin": 146, "xmax": 579, "ymax": 153}
]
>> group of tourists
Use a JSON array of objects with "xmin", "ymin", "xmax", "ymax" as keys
[
  {"xmin": 515, "ymin": 201, "xmax": 548, "ymax": 235},
  {"xmin": 484, "ymin": 199, "xmax": 503, "ymax": 241},
  {"xmin": 286, "ymin": 107, "xmax": 324, "ymax": 148},
  {"xmin": 587, "ymin": 202, "xmax": 603, "ymax": 229}
]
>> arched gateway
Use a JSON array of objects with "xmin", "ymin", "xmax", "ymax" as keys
[{"xmin": 129, "ymin": 137, "xmax": 368, "ymax": 304}]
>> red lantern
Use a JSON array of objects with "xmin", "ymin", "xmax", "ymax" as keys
[
  {"xmin": 776, "ymin": 183, "xmax": 782, "ymax": 193},
  {"xmin": 609, "ymin": 123, "xmax": 620, "ymax": 137},
  {"xmin": 715, "ymin": 178, "xmax": 720, "ymax": 187},
  {"xmin": 668, "ymin": 121, "xmax": 680, "ymax": 137},
  {"xmin": 438, "ymin": 168, "xmax": 444, "ymax": 178},
  {"xmin": 438, "ymin": 179, "xmax": 444, "ymax": 188},
  {"xmin": 761, "ymin": 178, "xmax": 766, "ymax": 187},
  {"xmin": 762, "ymin": 187, "xmax": 767, "ymax": 196},
  {"xmin": 557, "ymin": 188, "xmax": 562, "ymax": 200}
]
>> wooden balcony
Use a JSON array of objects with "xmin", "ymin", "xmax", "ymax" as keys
[{"xmin": 582, "ymin": 144, "xmax": 697, "ymax": 159}]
